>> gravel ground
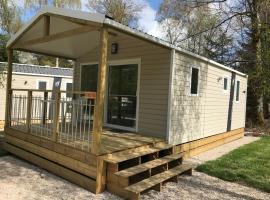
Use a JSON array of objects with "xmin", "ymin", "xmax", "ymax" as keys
[{"xmin": 0, "ymin": 136, "xmax": 268, "ymax": 200}]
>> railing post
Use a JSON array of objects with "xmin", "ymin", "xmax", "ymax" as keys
[
  {"xmin": 5, "ymin": 49, "xmax": 13, "ymax": 128},
  {"xmin": 42, "ymin": 91, "xmax": 48, "ymax": 125},
  {"xmin": 26, "ymin": 91, "xmax": 32, "ymax": 132},
  {"xmin": 52, "ymin": 92, "xmax": 61, "ymax": 142}
]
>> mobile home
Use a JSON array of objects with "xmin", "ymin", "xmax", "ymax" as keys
[
  {"xmin": 0, "ymin": 62, "xmax": 73, "ymax": 128},
  {"xmin": 3, "ymin": 7, "xmax": 247, "ymax": 199}
]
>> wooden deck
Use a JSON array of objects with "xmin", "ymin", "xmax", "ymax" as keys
[
  {"xmin": 8, "ymin": 124, "xmax": 164, "ymax": 155},
  {"xmin": 3, "ymin": 126, "xmax": 166, "ymax": 195},
  {"xmin": 3, "ymin": 126, "xmax": 244, "ymax": 199}
]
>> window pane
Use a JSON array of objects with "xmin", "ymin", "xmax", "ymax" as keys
[
  {"xmin": 191, "ymin": 67, "xmax": 199, "ymax": 94},
  {"xmin": 224, "ymin": 78, "xmax": 228, "ymax": 90},
  {"xmin": 107, "ymin": 64, "xmax": 138, "ymax": 128},
  {"xmin": 81, "ymin": 64, "xmax": 98, "ymax": 92},
  {"xmin": 66, "ymin": 83, "xmax": 73, "ymax": 98},
  {"xmin": 38, "ymin": 81, "xmax": 47, "ymax": 90},
  {"xmin": 236, "ymin": 81, "xmax": 240, "ymax": 101}
]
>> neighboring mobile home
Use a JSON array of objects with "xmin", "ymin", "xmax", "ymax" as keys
[
  {"xmin": 3, "ymin": 7, "xmax": 248, "ymax": 199},
  {"xmin": 0, "ymin": 62, "xmax": 73, "ymax": 128}
]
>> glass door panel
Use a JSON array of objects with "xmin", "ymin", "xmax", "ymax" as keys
[{"xmin": 107, "ymin": 64, "xmax": 138, "ymax": 128}]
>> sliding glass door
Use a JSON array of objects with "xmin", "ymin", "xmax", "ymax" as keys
[
  {"xmin": 81, "ymin": 63, "xmax": 138, "ymax": 130},
  {"xmin": 107, "ymin": 64, "xmax": 138, "ymax": 129}
]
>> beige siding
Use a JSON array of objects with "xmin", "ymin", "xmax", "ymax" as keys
[
  {"xmin": 231, "ymin": 75, "xmax": 247, "ymax": 129},
  {"xmin": 76, "ymin": 32, "xmax": 171, "ymax": 138},
  {"xmin": 169, "ymin": 51, "xmax": 247, "ymax": 145},
  {"xmin": 0, "ymin": 74, "xmax": 72, "ymax": 121}
]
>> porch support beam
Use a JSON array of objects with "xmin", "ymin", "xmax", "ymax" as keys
[
  {"xmin": 91, "ymin": 26, "xmax": 108, "ymax": 154},
  {"xmin": 5, "ymin": 49, "xmax": 13, "ymax": 128},
  {"xmin": 16, "ymin": 26, "xmax": 97, "ymax": 48}
]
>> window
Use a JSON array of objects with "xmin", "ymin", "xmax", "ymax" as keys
[
  {"xmin": 236, "ymin": 80, "xmax": 240, "ymax": 102},
  {"xmin": 224, "ymin": 77, "xmax": 228, "ymax": 91},
  {"xmin": 81, "ymin": 64, "xmax": 98, "ymax": 92},
  {"xmin": 66, "ymin": 82, "xmax": 73, "ymax": 98},
  {"xmin": 38, "ymin": 81, "xmax": 47, "ymax": 90},
  {"xmin": 190, "ymin": 67, "xmax": 199, "ymax": 95}
]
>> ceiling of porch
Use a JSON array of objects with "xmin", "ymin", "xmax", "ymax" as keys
[{"xmin": 10, "ymin": 12, "xmax": 105, "ymax": 60}]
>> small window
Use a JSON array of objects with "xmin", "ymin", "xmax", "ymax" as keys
[
  {"xmin": 38, "ymin": 81, "xmax": 47, "ymax": 90},
  {"xmin": 224, "ymin": 77, "xmax": 228, "ymax": 91},
  {"xmin": 66, "ymin": 82, "xmax": 73, "ymax": 98},
  {"xmin": 236, "ymin": 80, "xmax": 240, "ymax": 101},
  {"xmin": 190, "ymin": 67, "xmax": 199, "ymax": 95}
]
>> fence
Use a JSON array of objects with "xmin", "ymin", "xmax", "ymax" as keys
[{"xmin": 8, "ymin": 89, "xmax": 96, "ymax": 151}]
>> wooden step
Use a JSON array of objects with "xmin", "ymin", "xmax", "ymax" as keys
[
  {"xmin": 125, "ymin": 164, "xmax": 193, "ymax": 200},
  {"xmin": 115, "ymin": 153, "xmax": 183, "ymax": 179},
  {"xmin": 104, "ymin": 145, "xmax": 173, "ymax": 164}
]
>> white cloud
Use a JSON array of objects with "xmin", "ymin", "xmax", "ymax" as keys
[{"xmin": 136, "ymin": 0, "xmax": 164, "ymax": 38}]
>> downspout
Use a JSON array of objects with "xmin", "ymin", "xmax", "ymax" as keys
[{"xmin": 227, "ymin": 72, "xmax": 236, "ymax": 132}]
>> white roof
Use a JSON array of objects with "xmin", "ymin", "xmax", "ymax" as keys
[{"xmin": 7, "ymin": 7, "xmax": 246, "ymax": 77}]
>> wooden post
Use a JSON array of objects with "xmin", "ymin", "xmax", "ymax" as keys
[
  {"xmin": 95, "ymin": 157, "xmax": 107, "ymax": 193},
  {"xmin": 4, "ymin": 49, "xmax": 13, "ymax": 128},
  {"xmin": 52, "ymin": 92, "xmax": 61, "ymax": 141},
  {"xmin": 26, "ymin": 90, "xmax": 33, "ymax": 132},
  {"xmin": 91, "ymin": 27, "xmax": 108, "ymax": 154}
]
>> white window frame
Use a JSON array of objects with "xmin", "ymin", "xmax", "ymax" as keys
[
  {"xmin": 36, "ymin": 80, "xmax": 48, "ymax": 90},
  {"xmin": 235, "ymin": 79, "xmax": 240, "ymax": 102},
  {"xmin": 80, "ymin": 58, "xmax": 141, "ymax": 132},
  {"xmin": 189, "ymin": 65, "xmax": 200, "ymax": 96}
]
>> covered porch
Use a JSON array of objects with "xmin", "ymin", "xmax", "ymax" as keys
[{"xmin": 5, "ymin": 7, "xmax": 148, "ymax": 155}]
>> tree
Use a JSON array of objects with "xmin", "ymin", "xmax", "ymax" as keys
[
  {"xmin": 87, "ymin": 0, "xmax": 143, "ymax": 27},
  {"xmin": 24, "ymin": 0, "xmax": 81, "ymax": 11},
  {"xmin": 0, "ymin": 0, "xmax": 22, "ymax": 86},
  {"xmin": 0, "ymin": 0, "xmax": 22, "ymax": 34},
  {"xmin": 157, "ymin": 1, "xmax": 233, "ymax": 64},
  {"xmin": 23, "ymin": 0, "xmax": 80, "ymax": 68},
  {"xmin": 158, "ymin": 0, "xmax": 270, "ymax": 125}
]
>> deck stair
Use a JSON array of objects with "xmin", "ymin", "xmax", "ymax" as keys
[{"xmin": 105, "ymin": 144, "xmax": 193, "ymax": 200}]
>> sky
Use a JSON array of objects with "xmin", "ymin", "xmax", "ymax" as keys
[{"xmin": 16, "ymin": 0, "xmax": 164, "ymax": 38}]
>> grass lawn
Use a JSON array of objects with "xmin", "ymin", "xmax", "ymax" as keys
[{"xmin": 196, "ymin": 136, "xmax": 270, "ymax": 193}]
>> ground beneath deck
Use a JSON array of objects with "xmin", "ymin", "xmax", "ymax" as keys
[{"xmin": 0, "ymin": 136, "xmax": 269, "ymax": 200}]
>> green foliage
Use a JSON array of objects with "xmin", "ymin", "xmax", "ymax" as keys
[
  {"xmin": 196, "ymin": 136, "xmax": 270, "ymax": 193},
  {"xmin": 0, "ymin": 34, "xmax": 8, "ymax": 61},
  {"xmin": 0, "ymin": 34, "xmax": 19, "ymax": 62},
  {"xmin": 33, "ymin": 55, "xmax": 74, "ymax": 68},
  {"xmin": 0, "ymin": 0, "xmax": 22, "ymax": 34}
]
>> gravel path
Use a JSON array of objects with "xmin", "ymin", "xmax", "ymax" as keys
[{"xmin": 0, "ymin": 136, "xmax": 268, "ymax": 200}]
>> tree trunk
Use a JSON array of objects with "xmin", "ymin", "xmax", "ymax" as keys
[{"xmin": 252, "ymin": 0, "xmax": 264, "ymax": 124}]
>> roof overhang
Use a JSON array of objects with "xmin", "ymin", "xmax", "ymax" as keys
[
  {"xmin": 7, "ymin": 7, "xmax": 106, "ymax": 60},
  {"xmin": 7, "ymin": 7, "xmax": 247, "ymax": 77}
]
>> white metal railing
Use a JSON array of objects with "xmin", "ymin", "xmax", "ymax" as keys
[{"xmin": 8, "ymin": 89, "xmax": 96, "ymax": 151}]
